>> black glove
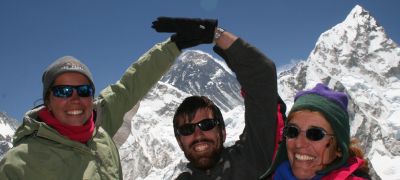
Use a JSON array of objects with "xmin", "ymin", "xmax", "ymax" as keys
[{"xmin": 152, "ymin": 17, "xmax": 218, "ymax": 50}]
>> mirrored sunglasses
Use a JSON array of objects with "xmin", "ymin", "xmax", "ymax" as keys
[
  {"xmin": 51, "ymin": 85, "xmax": 94, "ymax": 98},
  {"xmin": 283, "ymin": 125, "xmax": 334, "ymax": 141},
  {"xmin": 176, "ymin": 118, "xmax": 220, "ymax": 136}
]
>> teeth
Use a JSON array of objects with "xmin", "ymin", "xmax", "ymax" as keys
[
  {"xmin": 295, "ymin": 153, "xmax": 314, "ymax": 161},
  {"xmin": 194, "ymin": 143, "xmax": 209, "ymax": 152},
  {"xmin": 67, "ymin": 110, "xmax": 83, "ymax": 115}
]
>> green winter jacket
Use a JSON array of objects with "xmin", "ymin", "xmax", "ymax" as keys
[{"xmin": 0, "ymin": 39, "xmax": 180, "ymax": 180}]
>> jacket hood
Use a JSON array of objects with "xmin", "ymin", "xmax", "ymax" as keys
[{"xmin": 13, "ymin": 106, "xmax": 44, "ymax": 145}]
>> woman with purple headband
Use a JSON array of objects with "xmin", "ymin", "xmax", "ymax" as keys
[{"xmin": 261, "ymin": 83, "xmax": 370, "ymax": 180}]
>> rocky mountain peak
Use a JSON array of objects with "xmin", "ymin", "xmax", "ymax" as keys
[
  {"xmin": 161, "ymin": 50, "xmax": 242, "ymax": 112},
  {"xmin": 345, "ymin": 5, "xmax": 378, "ymax": 28}
]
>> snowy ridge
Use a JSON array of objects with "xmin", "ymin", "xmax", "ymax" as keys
[
  {"xmin": 0, "ymin": 112, "xmax": 19, "ymax": 159},
  {"xmin": 180, "ymin": 50, "xmax": 235, "ymax": 76},
  {"xmin": 161, "ymin": 51, "xmax": 243, "ymax": 112},
  {"xmin": 0, "ymin": 113, "xmax": 16, "ymax": 137}
]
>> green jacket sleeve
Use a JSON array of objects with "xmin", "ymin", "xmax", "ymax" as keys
[{"xmin": 96, "ymin": 38, "xmax": 181, "ymax": 137}]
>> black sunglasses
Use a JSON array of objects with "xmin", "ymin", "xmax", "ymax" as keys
[
  {"xmin": 176, "ymin": 118, "xmax": 220, "ymax": 136},
  {"xmin": 51, "ymin": 85, "xmax": 94, "ymax": 98},
  {"xmin": 283, "ymin": 125, "xmax": 334, "ymax": 141}
]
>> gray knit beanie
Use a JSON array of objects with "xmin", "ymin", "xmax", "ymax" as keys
[{"xmin": 42, "ymin": 56, "xmax": 95, "ymax": 100}]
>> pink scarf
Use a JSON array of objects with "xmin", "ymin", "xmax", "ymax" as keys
[{"xmin": 38, "ymin": 107, "xmax": 94, "ymax": 144}]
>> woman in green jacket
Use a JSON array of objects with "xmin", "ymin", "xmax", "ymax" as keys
[
  {"xmin": 0, "ymin": 39, "xmax": 179, "ymax": 180},
  {"xmin": 0, "ymin": 18, "xmax": 217, "ymax": 180}
]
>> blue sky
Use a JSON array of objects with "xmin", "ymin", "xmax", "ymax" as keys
[{"xmin": 1, "ymin": 0, "xmax": 399, "ymax": 120}]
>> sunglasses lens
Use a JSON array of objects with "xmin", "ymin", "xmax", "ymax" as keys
[
  {"xmin": 306, "ymin": 128, "xmax": 325, "ymax": 141},
  {"xmin": 51, "ymin": 85, "xmax": 93, "ymax": 98},
  {"xmin": 198, "ymin": 119, "xmax": 218, "ymax": 131},
  {"xmin": 176, "ymin": 119, "xmax": 219, "ymax": 136},
  {"xmin": 284, "ymin": 126, "xmax": 299, "ymax": 139},
  {"xmin": 76, "ymin": 85, "xmax": 93, "ymax": 97},
  {"xmin": 52, "ymin": 86, "xmax": 73, "ymax": 98},
  {"xmin": 284, "ymin": 125, "xmax": 328, "ymax": 141},
  {"xmin": 177, "ymin": 124, "xmax": 195, "ymax": 136}
]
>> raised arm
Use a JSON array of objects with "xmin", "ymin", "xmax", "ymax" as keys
[
  {"xmin": 96, "ymin": 39, "xmax": 181, "ymax": 137},
  {"xmin": 213, "ymin": 29, "xmax": 279, "ymax": 174}
]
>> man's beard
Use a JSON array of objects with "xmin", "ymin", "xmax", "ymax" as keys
[{"xmin": 185, "ymin": 136, "xmax": 224, "ymax": 170}]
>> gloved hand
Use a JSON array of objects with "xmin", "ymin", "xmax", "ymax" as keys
[{"xmin": 152, "ymin": 17, "xmax": 218, "ymax": 50}]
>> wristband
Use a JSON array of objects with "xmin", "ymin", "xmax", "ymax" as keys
[{"xmin": 214, "ymin": 27, "xmax": 225, "ymax": 41}]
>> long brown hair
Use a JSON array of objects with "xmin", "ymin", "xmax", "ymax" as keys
[{"xmin": 349, "ymin": 138, "xmax": 369, "ymax": 173}]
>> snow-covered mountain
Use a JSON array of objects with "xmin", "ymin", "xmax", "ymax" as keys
[
  {"xmin": 1, "ymin": 4, "xmax": 398, "ymax": 180},
  {"xmin": 278, "ymin": 5, "xmax": 400, "ymax": 180},
  {"xmin": 161, "ymin": 50, "xmax": 243, "ymax": 112},
  {"xmin": 0, "ymin": 112, "xmax": 19, "ymax": 159}
]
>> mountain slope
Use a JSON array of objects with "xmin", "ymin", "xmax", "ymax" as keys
[
  {"xmin": 0, "ymin": 112, "xmax": 19, "ymax": 159},
  {"xmin": 161, "ymin": 50, "xmax": 243, "ymax": 112}
]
